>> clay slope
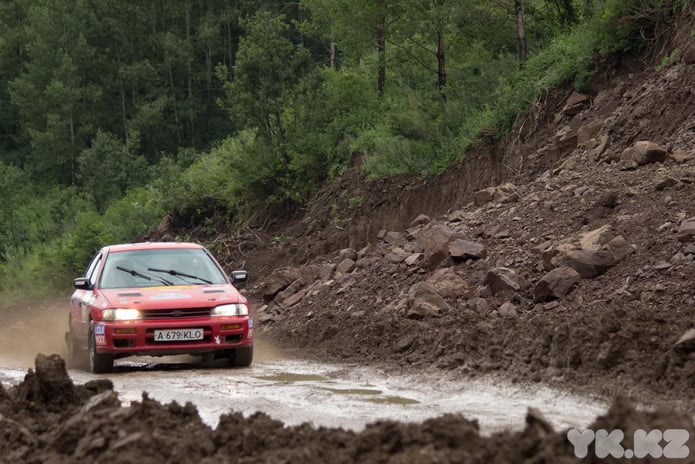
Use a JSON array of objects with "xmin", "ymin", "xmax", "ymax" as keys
[{"xmin": 248, "ymin": 15, "xmax": 695, "ymax": 403}]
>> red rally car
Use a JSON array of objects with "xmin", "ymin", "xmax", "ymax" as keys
[{"xmin": 66, "ymin": 242, "xmax": 253, "ymax": 373}]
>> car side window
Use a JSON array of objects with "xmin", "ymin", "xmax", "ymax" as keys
[{"xmin": 85, "ymin": 253, "xmax": 103, "ymax": 288}]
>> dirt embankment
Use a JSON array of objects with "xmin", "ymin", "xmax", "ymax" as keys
[
  {"xmin": 3, "ymin": 354, "xmax": 695, "ymax": 463},
  {"xmin": 220, "ymin": 11, "xmax": 695, "ymax": 404}
]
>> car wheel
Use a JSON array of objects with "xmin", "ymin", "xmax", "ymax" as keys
[
  {"xmin": 88, "ymin": 323, "xmax": 113, "ymax": 374},
  {"xmin": 230, "ymin": 345, "xmax": 253, "ymax": 367},
  {"xmin": 66, "ymin": 327, "xmax": 87, "ymax": 369}
]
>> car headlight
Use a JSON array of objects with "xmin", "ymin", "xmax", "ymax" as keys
[
  {"xmin": 211, "ymin": 303, "xmax": 248, "ymax": 316},
  {"xmin": 102, "ymin": 308, "xmax": 142, "ymax": 321}
]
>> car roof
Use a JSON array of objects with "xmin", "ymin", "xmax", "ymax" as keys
[{"xmin": 103, "ymin": 242, "xmax": 205, "ymax": 253}]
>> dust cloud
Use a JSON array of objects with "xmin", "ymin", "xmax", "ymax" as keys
[
  {"xmin": 252, "ymin": 332, "xmax": 282, "ymax": 362},
  {"xmin": 0, "ymin": 297, "xmax": 69, "ymax": 367}
]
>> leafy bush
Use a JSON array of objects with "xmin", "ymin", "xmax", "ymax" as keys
[
  {"xmin": 287, "ymin": 67, "xmax": 382, "ymax": 179},
  {"xmin": 78, "ymin": 130, "xmax": 149, "ymax": 213},
  {"xmin": 0, "ymin": 185, "xmax": 165, "ymax": 296},
  {"xmin": 592, "ymin": 0, "xmax": 693, "ymax": 55}
]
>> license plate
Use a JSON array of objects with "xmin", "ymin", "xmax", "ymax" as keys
[{"xmin": 154, "ymin": 328, "xmax": 204, "ymax": 342}]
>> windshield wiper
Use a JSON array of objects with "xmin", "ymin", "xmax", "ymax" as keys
[
  {"xmin": 117, "ymin": 266, "xmax": 173, "ymax": 286},
  {"xmin": 147, "ymin": 267, "xmax": 212, "ymax": 284}
]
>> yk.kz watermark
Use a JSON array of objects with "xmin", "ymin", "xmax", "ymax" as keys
[{"xmin": 567, "ymin": 428, "xmax": 690, "ymax": 459}]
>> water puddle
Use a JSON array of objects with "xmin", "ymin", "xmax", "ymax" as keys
[
  {"xmin": 254, "ymin": 372, "xmax": 328, "ymax": 383},
  {"xmin": 323, "ymin": 387, "xmax": 382, "ymax": 395},
  {"xmin": 363, "ymin": 395, "xmax": 420, "ymax": 405}
]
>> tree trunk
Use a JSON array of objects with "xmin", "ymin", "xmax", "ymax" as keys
[
  {"xmin": 121, "ymin": 88, "xmax": 128, "ymax": 144},
  {"xmin": 185, "ymin": 3, "xmax": 195, "ymax": 147},
  {"xmin": 515, "ymin": 0, "xmax": 528, "ymax": 64},
  {"xmin": 330, "ymin": 41, "xmax": 336, "ymax": 68},
  {"xmin": 168, "ymin": 65, "xmax": 183, "ymax": 145},
  {"xmin": 275, "ymin": 110, "xmax": 290, "ymax": 170},
  {"xmin": 69, "ymin": 111, "xmax": 76, "ymax": 185},
  {"xmin": 375, "ymin": 15, "xmax": 386, "ymax": 95},
  {"xmin": 436, "ymin": 31, "xmax": 446, "ymax": 100}
]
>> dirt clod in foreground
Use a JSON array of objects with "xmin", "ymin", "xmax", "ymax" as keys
[{"xmin": 0, "ymin": 354, "xmax": 693, "ymax": 463}]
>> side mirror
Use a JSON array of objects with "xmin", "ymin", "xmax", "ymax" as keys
[
  {"xmin": 231, "ymin": 270, "xmax": 248, "ymax": 284},
  {"xmin": 73, "ymin": 277, "xmax": 92, "ymax": 290}
]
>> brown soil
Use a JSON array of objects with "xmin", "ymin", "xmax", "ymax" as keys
[
  {"xmin": 3, "ymin": 354, "xmax": 695, "ymax": 463},
  {"xmin": 3, "ymin": 7, "xmax": 695, "ymax": 464}
]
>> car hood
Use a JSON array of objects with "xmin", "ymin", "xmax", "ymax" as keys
[{"xmin": 99, "ymin": 284, "xmax": 246, "ymax": 310}]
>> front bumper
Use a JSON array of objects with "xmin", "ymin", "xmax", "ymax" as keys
[{"xmin": 93, "ymin": 316, "xmax": 253, "ymax": 356}]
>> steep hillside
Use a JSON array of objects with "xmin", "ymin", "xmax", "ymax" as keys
[{"xmin": 191, "ymin": 9, "xmax": 695, "ymax": 404}]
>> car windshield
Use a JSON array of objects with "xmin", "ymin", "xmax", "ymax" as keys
[{"xmin": 100, "ymin": 248, "xmax": 227, "ymax": 289}]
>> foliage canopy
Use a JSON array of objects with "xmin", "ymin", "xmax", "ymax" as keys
[{"xmin": 0, "ymin": 0, "xmax": 691, "ymax": 295}]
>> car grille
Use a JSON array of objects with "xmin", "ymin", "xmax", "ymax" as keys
[{"xmin": 140, "ymin": 307, "xmax": 212, "ymax": 319}]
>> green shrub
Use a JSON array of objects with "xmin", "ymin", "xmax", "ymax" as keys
[
  {"xmin": 101, "ymin": 187, "xmax": 165, "ymax": 244},
  {"xmin": 592, "ymin": 0, "xmax": 693, "ymax": 55},
  {"xmin": 287, "ymin": 67, "xmax": 382, "ymax": 179}
]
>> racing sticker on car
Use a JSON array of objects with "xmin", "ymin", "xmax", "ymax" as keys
[
  {"xmin": 95, "ymin": 335, "xmax": 106, "ymax": 346},
  {"xmin": 94, "ymin": 323, "xmax": 106, "ymax": 335}
]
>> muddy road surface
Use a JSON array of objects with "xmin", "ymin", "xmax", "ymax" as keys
[
  {"xmin": 0, "ymin": 343, "xmax": 605, "ymax": 434},
  {"xmin": 2, "ymin": 303, "xmax": 695, "ymax": 463},
  {"xmin": 0, "ymin": 299, "xmax": 605, "ymax": 434}
]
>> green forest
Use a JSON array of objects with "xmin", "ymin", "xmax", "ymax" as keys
[{"xmin": 0, "ymin": 0, "xmax": 691, "ymax": 297}]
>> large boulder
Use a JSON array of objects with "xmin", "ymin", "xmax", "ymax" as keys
[
  {"xmin": 413, "ymin": 223, "xmax": 465, "ymax": 269},
  {"xmin": 427, "ymin": 268, "xmax": 470, "ymax": 299},
  {"xmin": 473, "ymin": 183, "xmax": 518, "ymax": 206},
  {"xmin": 448, "ymin": 239, "xmax": 487, "ymax": 260},
  {"xmin": 620, "ymin": 141, "xmax": 667, "ymax": 165},
  {"xmin": 546, "ymin": 226, "xmax": 634, "ymax": 278},
  {"xmin": 674, "ymin": 329, "xmax": 695, "ymax": 354},
  {"xmin": 677, "ymin": 217, "xmax": 695, "ymax": 242},
  {"xmin": 258, "ymin": 268, "xmax": 299, "ymax": 301},
  {"xmin": 561, "ymin": 91, "xmax": 589, "ymax": 116},
  {"xmin": 406, "ymin": 282, "xmax": 450, "ymax": 319},
  {"xmin": 336, "ymin": 258, "xmax": 356, "ymax": 275},
  {"xmin": 533, "ymin": 267, "xmax": 581, "ymax": 302},
  {"xmin": 485, "ymin": 267, "xmax": 527, "ymax": 294}
]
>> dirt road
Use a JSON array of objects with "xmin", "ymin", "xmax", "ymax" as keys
[
  {"xmin": 0, "ymin": 299, "xmax": 606, "ymax": 434},
  {"xmin": 0, "ymin": 343, "xmax": 605, "ymax": 434}
]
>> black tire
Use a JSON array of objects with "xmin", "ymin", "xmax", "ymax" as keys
[
  {"xmin": 230, "ymin": 345, "xmax": 253, "ymax": 367},
  {"xmin": 88, "ymin": 323, "xmax": 114, "ymax": 374},
  {"xmin": 66, "ymin": 327, "xmax": 87, "ymax": 370}
]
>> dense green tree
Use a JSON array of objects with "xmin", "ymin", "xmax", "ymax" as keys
[
  {"xmin": 0, "ymin": 162, "xmax": 28, "ymax": 255},
  {"xmin": 0, "ymin": 0, "xmax": 29, "ymax": 160},
  {"xmin": 8, "ymin": 0, "xmax": 102, "ymax": 184},
  {"xmin": 77, "ymin": 131, "xmax": 147, "ymax": 213},
  {"xmin": 301, "ymin": 0, "xmax": 403, "ymax": 94},
  {"xmin": 218, "ymin": 10, "xmax": 312, "ymax": 172}
]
